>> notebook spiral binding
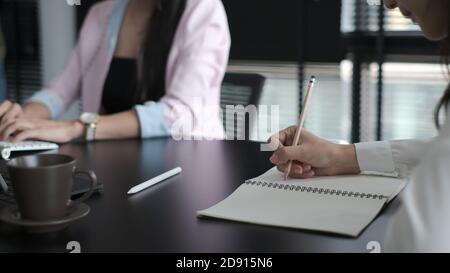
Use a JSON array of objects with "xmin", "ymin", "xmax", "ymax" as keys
[{"xmin": 244, "ymin": 180, "xmax": 388, "ymax": 200}]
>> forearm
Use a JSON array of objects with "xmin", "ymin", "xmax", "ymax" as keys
[
  {"xmin": 23, "ymin": 102, "xmax": 51, "ymax": 119},
  {"xmin": 94, "ymin": 110, "xmax": 140, "ymax": 140},
  {"xmin": 330, "ymin": 144, "xmax": 361, "ymax": 175}
]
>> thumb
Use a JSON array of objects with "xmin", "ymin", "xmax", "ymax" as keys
[{"xmin": 272, "ymin": 145, "xmax": 308, "ymax": 164}]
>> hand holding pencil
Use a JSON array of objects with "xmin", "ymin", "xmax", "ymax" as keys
[
  {"xmin": 282, "ymin": 76, "xmax": 316, "ymax": 180},
  {"xmin": 268, "ymin": 76, "xmax": 360, "ymax": 178}
]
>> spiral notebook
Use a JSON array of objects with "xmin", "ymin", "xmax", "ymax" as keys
[{"xmin": 198, "ymin": 167, "xmax": 407, "ymax": 237}]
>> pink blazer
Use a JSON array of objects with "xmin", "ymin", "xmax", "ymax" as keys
[{"xmin": 29, "ymin": 0, "xmax": 230, "ymax": 139}]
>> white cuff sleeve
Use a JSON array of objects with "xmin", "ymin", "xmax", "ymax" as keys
[
  {"xmin": 26, "ymin": 90, "xmax": 64, "ymax": 119},
  {"xmin": 355, "ymin": 141, "xmax": 399, "ymax": 177},
  {"xmin": 134, "ymin": 101, "xmax": 169, "ymax": 139}
]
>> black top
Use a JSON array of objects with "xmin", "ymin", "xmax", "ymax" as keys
[{"xmin": 102, "ymin": 57, "xmax": 137, "ymax": 114}]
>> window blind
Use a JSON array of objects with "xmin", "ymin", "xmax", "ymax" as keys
[
  {"xmin": 341, "ymin": 0, "xmax": 420, "ymax": 32},
  {"xmin": 342, "ymin": 0, "xmax": 444, "ymax": 142},
  {"xmin": 227, "ymin": 61, "xmax": 352, "ymax": 143},
  {"xmin": 0, "ymin": 0, "xmax": 41, "ymax": 103}
]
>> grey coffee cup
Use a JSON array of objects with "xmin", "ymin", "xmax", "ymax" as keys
[{"xmin": 6, "ymin": 154, "xmax": 97, "ymax": 221}]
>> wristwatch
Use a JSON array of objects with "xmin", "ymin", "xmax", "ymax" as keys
[{"xmin": 80, "ymin": 112, "xmax": 100, "ymax": 141}]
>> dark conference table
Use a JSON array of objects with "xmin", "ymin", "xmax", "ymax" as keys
[{"xmin": 0, "ymin": 138, "xmax": 401, "ymax": 253}]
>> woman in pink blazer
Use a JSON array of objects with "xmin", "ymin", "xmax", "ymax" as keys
[{"xmin": 0, "ymin": 0, "xmax": 230, "ymax": 142}]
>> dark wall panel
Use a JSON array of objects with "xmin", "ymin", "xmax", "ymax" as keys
[
  {"xmin": 223, "ymin": 0, "xmax": 342, "ymax": 62},
  {"xmin": 223, "ymin": 0, "xmax": 300, "ymax": 62},
  {"xmin": 304, "ymin": 0, "xmax": 342, "ymax": 62}
]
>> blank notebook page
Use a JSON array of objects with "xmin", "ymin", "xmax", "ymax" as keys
[{"xmin": 198, "ymin": 167, "xmax": 406, "ymax": 237}]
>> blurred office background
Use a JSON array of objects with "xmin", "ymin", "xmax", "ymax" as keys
[{"xmin": 0, "ymin": 0, "xmax": 447, "ymax": 143}]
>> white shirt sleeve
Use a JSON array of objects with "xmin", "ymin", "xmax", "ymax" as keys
[
  {"xmin": 383, "ymin": 138, "xmax": 450, "ymax": 252},
  {"xmin": 355, "ymin": 139, "xmax": 431, "ymax": 178}
]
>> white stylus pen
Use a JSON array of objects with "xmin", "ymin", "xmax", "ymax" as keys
[{"xmin": 127, "ymin": 167, "xmax": 182, "ymax": 195}]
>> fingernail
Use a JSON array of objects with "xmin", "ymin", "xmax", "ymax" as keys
[
  {"xmin": 270, "ymin": 154, "xmax": 278, "ymax": 163},
  {"xmin": 294, "ymin": 166, "xmax": 303, "ymax": 175}
]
